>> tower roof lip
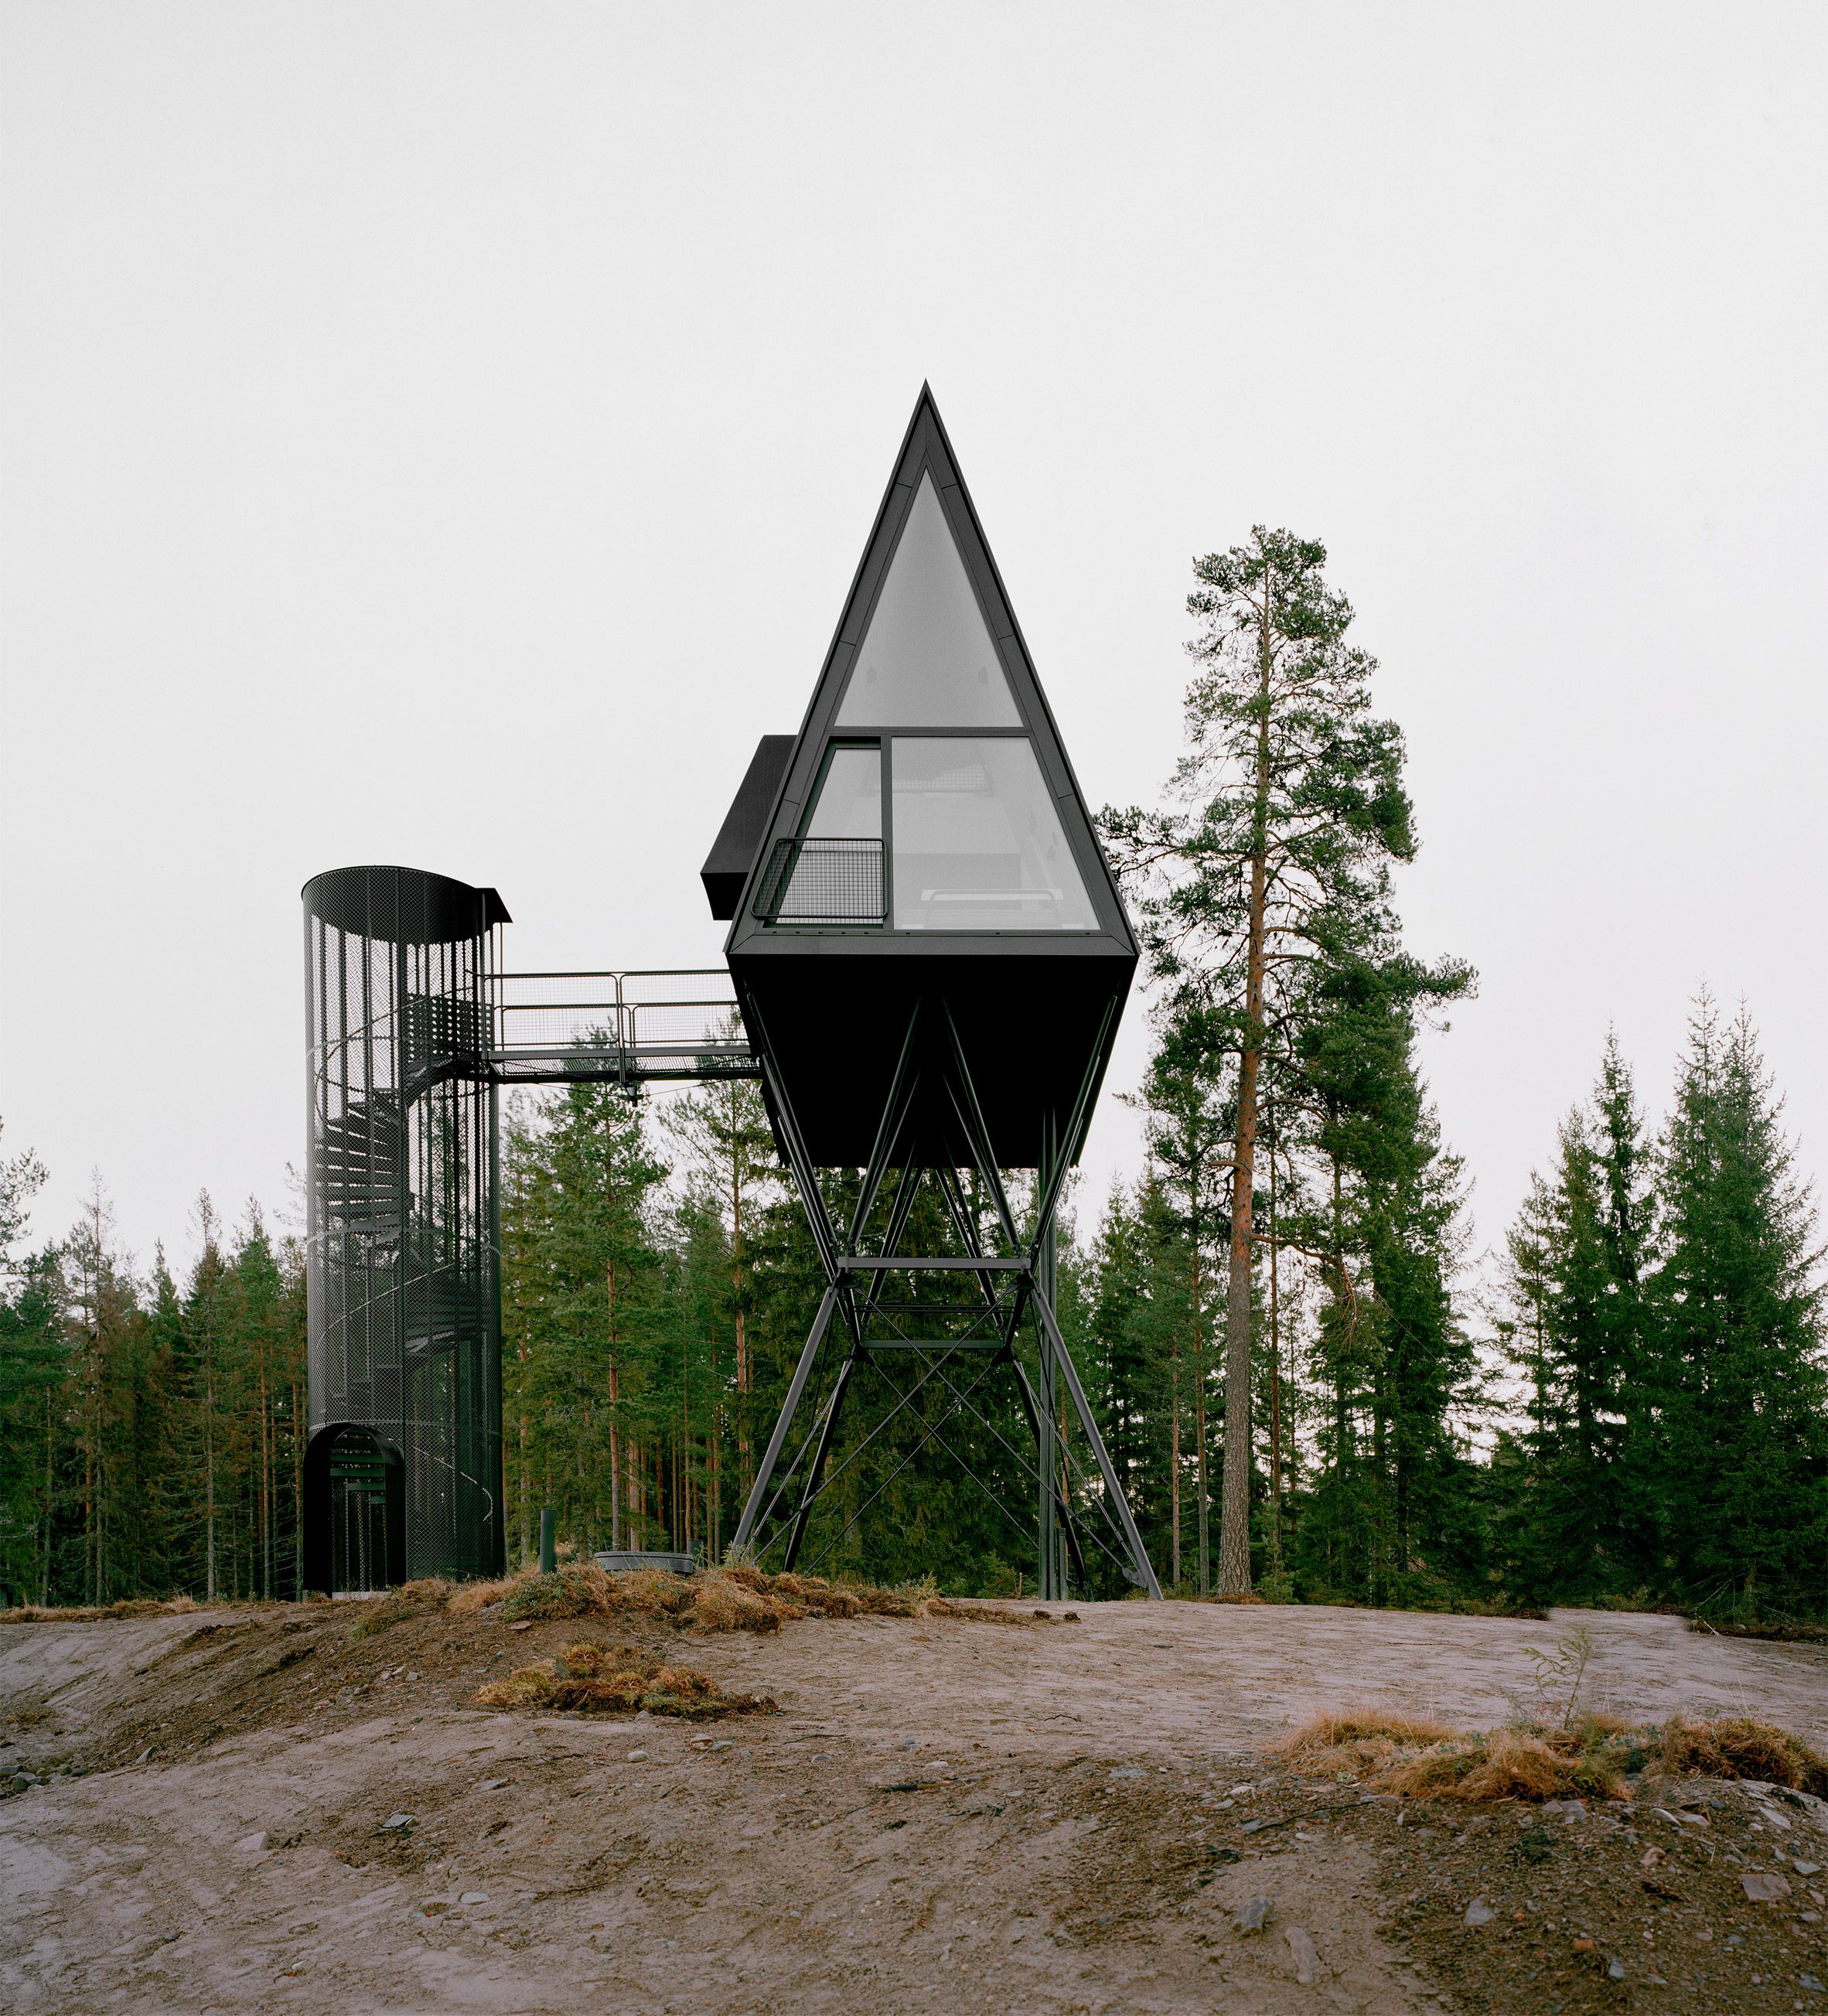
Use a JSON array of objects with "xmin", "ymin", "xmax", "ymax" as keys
[{"xmin": 302, "ymin": 865, "xmax": 510, "ymax": 942}]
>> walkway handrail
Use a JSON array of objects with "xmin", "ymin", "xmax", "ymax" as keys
[{"xmin": 489, "ymin": 968, "xmax": 756, "ymax": 1084}]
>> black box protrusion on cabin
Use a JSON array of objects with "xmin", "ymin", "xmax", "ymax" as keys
[{"xmin": 701, "ymin": 735, "xmax": 796, "ymax": 919}]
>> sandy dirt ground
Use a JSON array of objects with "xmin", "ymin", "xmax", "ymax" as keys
[{"xmin": 2, "ymin": 1596, "xmax": 1825, "ymax": 2014}]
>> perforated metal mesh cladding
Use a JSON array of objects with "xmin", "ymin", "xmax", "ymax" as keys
[{"xmin": 304, "ymin": 867, "xmax": 504, "ymax": 1584}]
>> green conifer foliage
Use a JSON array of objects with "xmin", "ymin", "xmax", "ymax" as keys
[
  {"xmin": 501, "ymin": 1082, "xmax": 669, "ymax": 1558},
  {"xmin": 1137, "ymin": 1022, "xmax": 1230, "ymax": 1591},
  {"xmin": 1104, "ymin": 528, "xmax": 1465, "ymax": 1596},
  {"xmin": 0, "ymin": 1124, "xmax": 59, "ymax": 1605},
  {"xmin": 1496, "ymin": 1039, "xmax": 1649, "ymax": 1604},
  {"xmin": 1637, "ymin": 1002, "xmax": 1826, "ymax": 1619},
  {"xmin": 1286, "ymin": 953, "xmax": 1478, "ymax": 1607}
]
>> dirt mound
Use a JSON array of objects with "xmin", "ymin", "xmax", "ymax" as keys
[
  {"xmin": 5, "ymin": 1600, "xmax": 1826, "ymax": 2014},
  {"xmin": 485, "ymin": 1561, "xmax": 1044, "ymax": 1634},
  {"xmin": 472, "ymin": 1640, "xmax": 774, "ymax": 1718},
  {"xmin": 0, "ymin": 1595, "xmax": 204, "ymax": 1625}
]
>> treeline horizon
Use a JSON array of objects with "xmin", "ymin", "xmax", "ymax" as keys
[
  {"xmin": 2, "ymin": 529, "xmax": 1822, "ymax": 1621},
  {"xmin": 0, "ymin": 998, "xmax": 1820, "ymax": 1622}
]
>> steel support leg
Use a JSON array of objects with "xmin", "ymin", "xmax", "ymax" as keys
[
  {"xmin": 1031, "ymin": 1282, "xmax": 1163, "ymax": 1598},
  {"xmin": 1008, "ymin": 1353, "xmax": 1086, "ymax": 1591},
  {"xmin": 846, "ymin": 1003, "xmax": 923, "ymax": 1254},
  {"xmin": 1037, "ymin": 1212, "xmax": 1059, "ymax": 1599},
  {"xmin": 732, "ymin": 1283, "xmax": 840, "ymax": 1555},
  {"xmin": 783, "ymin": 1355, "xmax": 857, "ymax": 1571}
]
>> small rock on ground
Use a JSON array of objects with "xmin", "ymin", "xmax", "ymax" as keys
[{"xmin": 1233, "ymin": 1897, "xmax": 1271, "ymax": 1935}]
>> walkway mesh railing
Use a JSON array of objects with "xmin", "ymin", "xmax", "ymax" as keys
[{"xmin": 490, "ymin": 970, "xmax": 755, "ymax": 1083}]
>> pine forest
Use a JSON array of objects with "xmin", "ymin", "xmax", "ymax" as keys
[{"xmin": 4, "ymin": 530, "xmax": 1823, "ymax": 1628}]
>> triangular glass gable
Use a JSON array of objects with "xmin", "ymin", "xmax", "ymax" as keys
[{"xmin": 834, "ymin": 473, "xmax": 1021, "ymax": 728}]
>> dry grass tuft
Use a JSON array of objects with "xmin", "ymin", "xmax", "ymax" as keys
[
  {"xmin": 1380, "ymin": 1728, "xmax": 1628, "ymax": 1804},
  {"xmin": 498, "ymin": 1564, "xmax": 614, "ymax": 1623},
  {"xmin": 472, "ymin": 1639, "xmax": 774, "ymax": 1719},
  {"xmin": 1274, "ymin": 1707, "xmax": 1463, "ymax": 1762},
  {"xmin": 1273, "ymin": 1707, "xmax": 1463, "ymax": 1779},
  {"xmin": 1659, "ymin": 1716, "xmax": 1828, "ymax": 1795},
  {"xmin": 691, "ymin": 1578, "xmax": 784, "ymax": 1633},
  {"xmin": 445, "ymin": 1574, "xmax": 523, "ymax": 1616},
  {"xmin": 1277, "ymin": 1704, "xmax": 1828, "ymax": 1805}
]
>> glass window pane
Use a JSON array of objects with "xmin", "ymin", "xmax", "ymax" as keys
[
  {"xmin": 891, "ymin": 738, "xmax": 1098, "ymax": 931},
  {"xmin": 835, "ymin": 474, "xmax": 1021, "ymax": 728},
  {"xmin": 803, "ymin": 745, "xmax": 882, "ymax": 838}
]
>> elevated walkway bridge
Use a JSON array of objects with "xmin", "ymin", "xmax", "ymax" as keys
[{"xmin": 488, "ymin": 970, "xmax": 756, "ymax": 1086}]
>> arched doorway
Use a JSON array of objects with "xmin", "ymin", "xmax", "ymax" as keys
[{"xmin": 302, "ymin": 1423, "xmax": 405, "ymax": 1594}]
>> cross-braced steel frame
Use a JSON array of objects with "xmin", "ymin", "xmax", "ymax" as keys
[{"xmin": 732, "ymin": 994, "xmax": 1161, "ymax": 1599}]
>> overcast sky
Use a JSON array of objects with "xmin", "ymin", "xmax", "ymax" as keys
[{"xmin": 3, "ymin": 3, "xmax": 1824, "ymax": 1283}]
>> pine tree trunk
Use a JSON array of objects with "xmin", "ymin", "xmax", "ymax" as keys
[
  {"xmin": 1193, "ymin": 1237, "xmax": 1209, "ymax": 1595},
  {"xmin": 260, "ymin": 1359, "xmax": 272, "ymax": 1601},
  {"xmin": 709, "ymin": 1338, "xmax": 721, "ymax": 1560},
  {"xmin": 292, "ymin": 1375, "xmax": 305, "ymax": 1599},
  {"xmin": 1170, "ymin": 1347, "xmax": 1182, "ymax": 1589},
  {"xmin": 609, "ymin": 1362, "xmax": 621, "ymax": 1552},
  {"xmin": 1268, "ymin": 1141, "xmax": 1283, "ymax": 1586},
  {"xmin": 1219, "ymin": 605, "xmax": 1273, "ymax": 1598},
  {"xmin": 204, "ymin": 1342, "xmax": 217, "ymax": 1605},
  {"xmin": 40, "ymin": 1387, "xmax": 53, "ymax": 1605},
  {"xmin": 84, "ymin": 1376, "xmax": 96, "ymax": 1606}
]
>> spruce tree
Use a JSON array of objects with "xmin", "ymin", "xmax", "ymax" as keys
[
  {"xmin": 0, "ymin": 1124, "xmax": 59, "ymax": 1605},
  {"xmin": 1498, "ymin": 1037, "xmax": 1649, "ymax": 1605},
  {"xmin": 1288, "ymin": 950, "xmax": 1477, "ymax": 1603},
  {"xmin": 501, "ymin": 1083, "xmax": 668, "ymax": 1556},
  {"xmin": 1639, "ymin": 1001, "xmax": 1826, "ymax": 1619},
  {"xmin": 227, "ymin": 1207, "xmax": 292, "ymax": 1598},
  {"xmin": 1085, "ymin": 1183, "xmax": 1166, "ymax": 1564},
  {"xmin": 663, "ymin": 1064, "xmax": 780, "ymax": 1506},
  {"xmin": 1137, "ymin": 1015, "xmax": 1230, "ymax": 1591},
  {"xmin": 175, "ymin": 1197, "xmax": 233, "ymax": 1601}
]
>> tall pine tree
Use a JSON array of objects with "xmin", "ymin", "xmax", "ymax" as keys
[{"xmin": 1104, "ymin": 528, "xmax": 1454, "ymax": 1595}]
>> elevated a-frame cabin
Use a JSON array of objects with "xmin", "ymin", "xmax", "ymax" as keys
[
  {"xmin": 704, "ymin": 388, "xmax": 1158, "ymax": 1598},
  {"xmin": 707, "ymin": 387, "xmax": 1137, "ymax": 1173}
]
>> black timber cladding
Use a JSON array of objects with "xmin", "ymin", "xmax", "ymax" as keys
[
  {"xmin": 719, "ymin": 385, "xmax": 1137, "ymax": 1168},
  {"xmin": 701, "ymin": 735, "xmax": 796, "ymax": 920}
]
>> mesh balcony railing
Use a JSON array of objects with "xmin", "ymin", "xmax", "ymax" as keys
[{"xmin": 752, "ymin": 837, "xmax": 886, "ymax": 925}]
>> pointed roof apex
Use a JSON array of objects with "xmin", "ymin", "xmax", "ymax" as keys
[
  {"xmin": 717, "ymin": 390, "xmax": 1137, "ymax": 1165},
  {"xmin": 721, "ymin": 391, "xmax": 1134, "ymax": 955}
]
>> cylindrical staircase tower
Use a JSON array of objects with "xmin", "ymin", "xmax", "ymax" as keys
[{"xmin": 301, "ymin": 866, "xmax": 509, "ymax": 1591}]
